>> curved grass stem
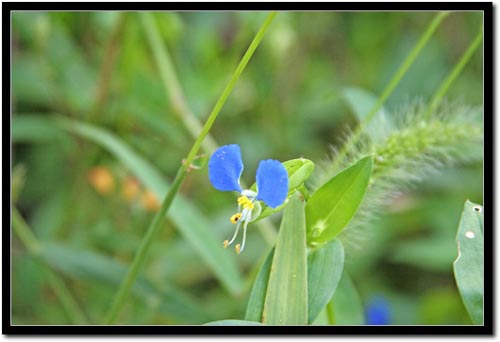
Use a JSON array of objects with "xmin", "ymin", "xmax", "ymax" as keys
[
  {"xmin": 425, "ymin": 24, "xmax": 483, "ymax": 118},
  {"xmin": 103, "ymin": 11, "xmax": 278, "ymax": 324},
  {"xmin": 330, "ymin": 11, "xmax": 449, "ymax": 174}
]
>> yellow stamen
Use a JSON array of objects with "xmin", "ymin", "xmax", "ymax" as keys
[
  {"xmin": 223, "ymin": 240, "xmax": 229, "ymax": 248},
  {"xmin": 230, "ymin": 213, "xmax": 242, "ymax": 224},
  {"xmin": 235, "ymin": 244, "xmax": 241, "ymax": 254},
  {"xmin": 244, "ymin": 201, "xmax": 254, "ymax": 210},
  {"xmin": 237, "ymin": 196, "xmax": 248, "ymax": 205}
]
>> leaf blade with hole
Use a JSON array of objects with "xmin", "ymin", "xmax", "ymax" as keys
[{"xmin": 453, "ymin": 200, "xmax": 484, "ymax": 325}]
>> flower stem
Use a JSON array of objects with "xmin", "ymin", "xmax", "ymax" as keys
[
  {"xmin": 103, "ymin": 11, "xmax": 278, "ymax": 324},
  {"xmin": 12, "ymin": 208, "xmax": 89, "ymax": 325},
  {"xmin": 331, "ymin": 11, "xmax": 449, "ymax": 173},
  {"xmin": 425, "ymin": 24, "xmax": 483, "ymax": 118},
  {"xmin": 139, "ymin": 11, "xmax": 277, "ymax": 245}
]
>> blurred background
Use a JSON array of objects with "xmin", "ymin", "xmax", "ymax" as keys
[{"xmin": 11, "ymin": 11, "xmax": 483, "ymax": 325}]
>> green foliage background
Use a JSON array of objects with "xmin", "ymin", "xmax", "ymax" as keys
[{"xmin": 11, "ymin": 11, "xmax": 483, "ymax": 325}]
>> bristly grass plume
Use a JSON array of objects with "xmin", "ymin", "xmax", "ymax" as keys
[{"xmin": 312, "ymin": 101, "xmax": 483, "ymax": 254}]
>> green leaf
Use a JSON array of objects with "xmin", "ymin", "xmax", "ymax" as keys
[
  {"xmin": 306, "ymin": 155, "xmax": 373, "ymax": 244},
  {"xmin": 251, "ymin": 158, "xmax": 315, "ymax": 222},
  {"xmin": 244, "ymin": 248, "xmax": 275, "ymax": 322},
  {"xmin": 329, "ymin": 272, "xmax": 364, "ymax": 325},
  {"xmin": 307, "ymin": 239, "xmax": 344, "ymax": 324},
  {"xmin": 203, "ymin": 319, "xmax": 265, "ymax": 326},
  {"xmin": 453, "ymin": 200, "xmax": 483, "ymax": 325},
  {"xmin": 342, "ymin": 86, "xmax": 393, "ymax": 143},
  {"xmin": 12, "ymin": 115, "xmax": 243, "ymax": 296},
  {"xmin": 12, "ymin": 114, "xmax": 70, "ymax": 143},
  {"xmin": 38, "ymin": 242, "xmax": 210, "ymax": 323},
  {"xmin": 263, "ymin": 193, "xmax": 307, "ymax": 325}
]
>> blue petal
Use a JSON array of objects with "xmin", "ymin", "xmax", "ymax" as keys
[
  {"xmin": 208, "ymin": 144, "xmax": 244, "ymax": 192},
  {"xmin": 256, "ymin": 159, "xmax": 288, "ymax": 208}
]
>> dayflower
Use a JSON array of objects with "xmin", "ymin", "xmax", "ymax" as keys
[
  {"xmin": 208, "ymin": 144, "xmax": 288, "ymax": 254},
  {"xmin": 365, "ymin": 296, "xmax": 392, "ymax": 325}
]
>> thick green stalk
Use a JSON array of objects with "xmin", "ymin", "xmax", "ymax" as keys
[
  {"xmin": 331, "ymin": 11, "xmax": 449, "ymax": 173},
  {"xmin": 12, "ymin": 208, "xmax": 89, "ymax": 325},
  {"xmin": 425, "ymin": 25, "xmax": 483, "ymax": 117},
  {"xmin": 104, "ymin": 12, "xmax": 278, "ymax": 324},
  {"xmin": 140, "ymin": 11, "xmax": 277, "ymax": 245}
]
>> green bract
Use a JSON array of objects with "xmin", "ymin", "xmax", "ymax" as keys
[
  {"xmin": 306, "ymin": 155, "xmax": 373, "ymax": 244},
  {"xmin": 251, "ymin": 158, "xmax": 315, "ymax": 222}
]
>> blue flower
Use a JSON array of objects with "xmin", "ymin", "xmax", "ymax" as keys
[
  {"xmin": 208, "ymin": 144, "xmax": 289, "ymax": 253},
  {"xmin": 365, "ymin": 296, "xmax": 391, "ymax": 325}
]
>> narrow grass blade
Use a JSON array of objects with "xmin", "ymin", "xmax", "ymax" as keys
[
  {"xmin": 39, "ymin": 242, "xmax": 210, "ymax": 323},
  {"xmin": 12, "ymin": 208, "xmax": 89, "ymax": 324},
  {"xmin": 12, "ymin": 114, "xmax": 69, "ymax": 143},
  {"xmin": 244, "ymin": 248, "xmax": 274, "ymax": 322},
  {"xmin": 306, "ymin": 155, "xmax": 373, "ymax": 244},
  {"xmin": 453, "ymin": 200, "xmax": 483, "ymax": 325},
  {"xmin": 307, "ymin": 238, "xmax": 344, "ymax": 324},
  {"xmin": 203, "ymin": 319, "xmax": 265, "ymax": 326},
  {"xmin": 263, "ymin": 193, "xmax": 307, "ymax": 325},
  {"xmin": 329, "ymin": 272, "xmax": 364, "ymax": 325}
]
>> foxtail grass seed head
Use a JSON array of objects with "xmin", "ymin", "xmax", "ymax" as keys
[{"xmin": 314, "ymin": 102, "xmax": 483, "ymax": 256}]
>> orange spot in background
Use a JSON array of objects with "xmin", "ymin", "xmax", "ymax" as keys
[
  {"xmin": 122, "ymin": 177, "xmax": 140, "ymax": 202},
  {"xmin": 141, "ymin": 190, "xmax": 160, "ymax": 212},
  {"xmin": 88, "ymin": 166, "xmax": 115, "ymax": 195}
]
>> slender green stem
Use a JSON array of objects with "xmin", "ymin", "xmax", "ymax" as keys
[
  {"xmin": 104, "ymin": 12, "xmax": 278, "ymax": 324},
  {"xmin": 425, "ymin": 25, "xmax": 483, "ymax": 117},
  {"xmin": 326, "ymin": 300, "xmax": 335, "ymax": 325},
  {"xmin": 140, "ymin": 11, "xmax": 277, "ymax": 245},
  {"xmin": 12, "ymin": 208, "xmax": 40, "ymax": 254},
  {"xmin": 45, "ymin": 272, "xmax": 90, "ymax": 325},
  {"xmin": 139, "ymin": 12, "xmax": 218, "ymax": 153},
  {"xmin": 12, "ymin": 208, "xmax": 89, "ymax": 325},
  {"xmin": 331, "ymin": 11, "xmax": 449, "ymax": 173}
]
